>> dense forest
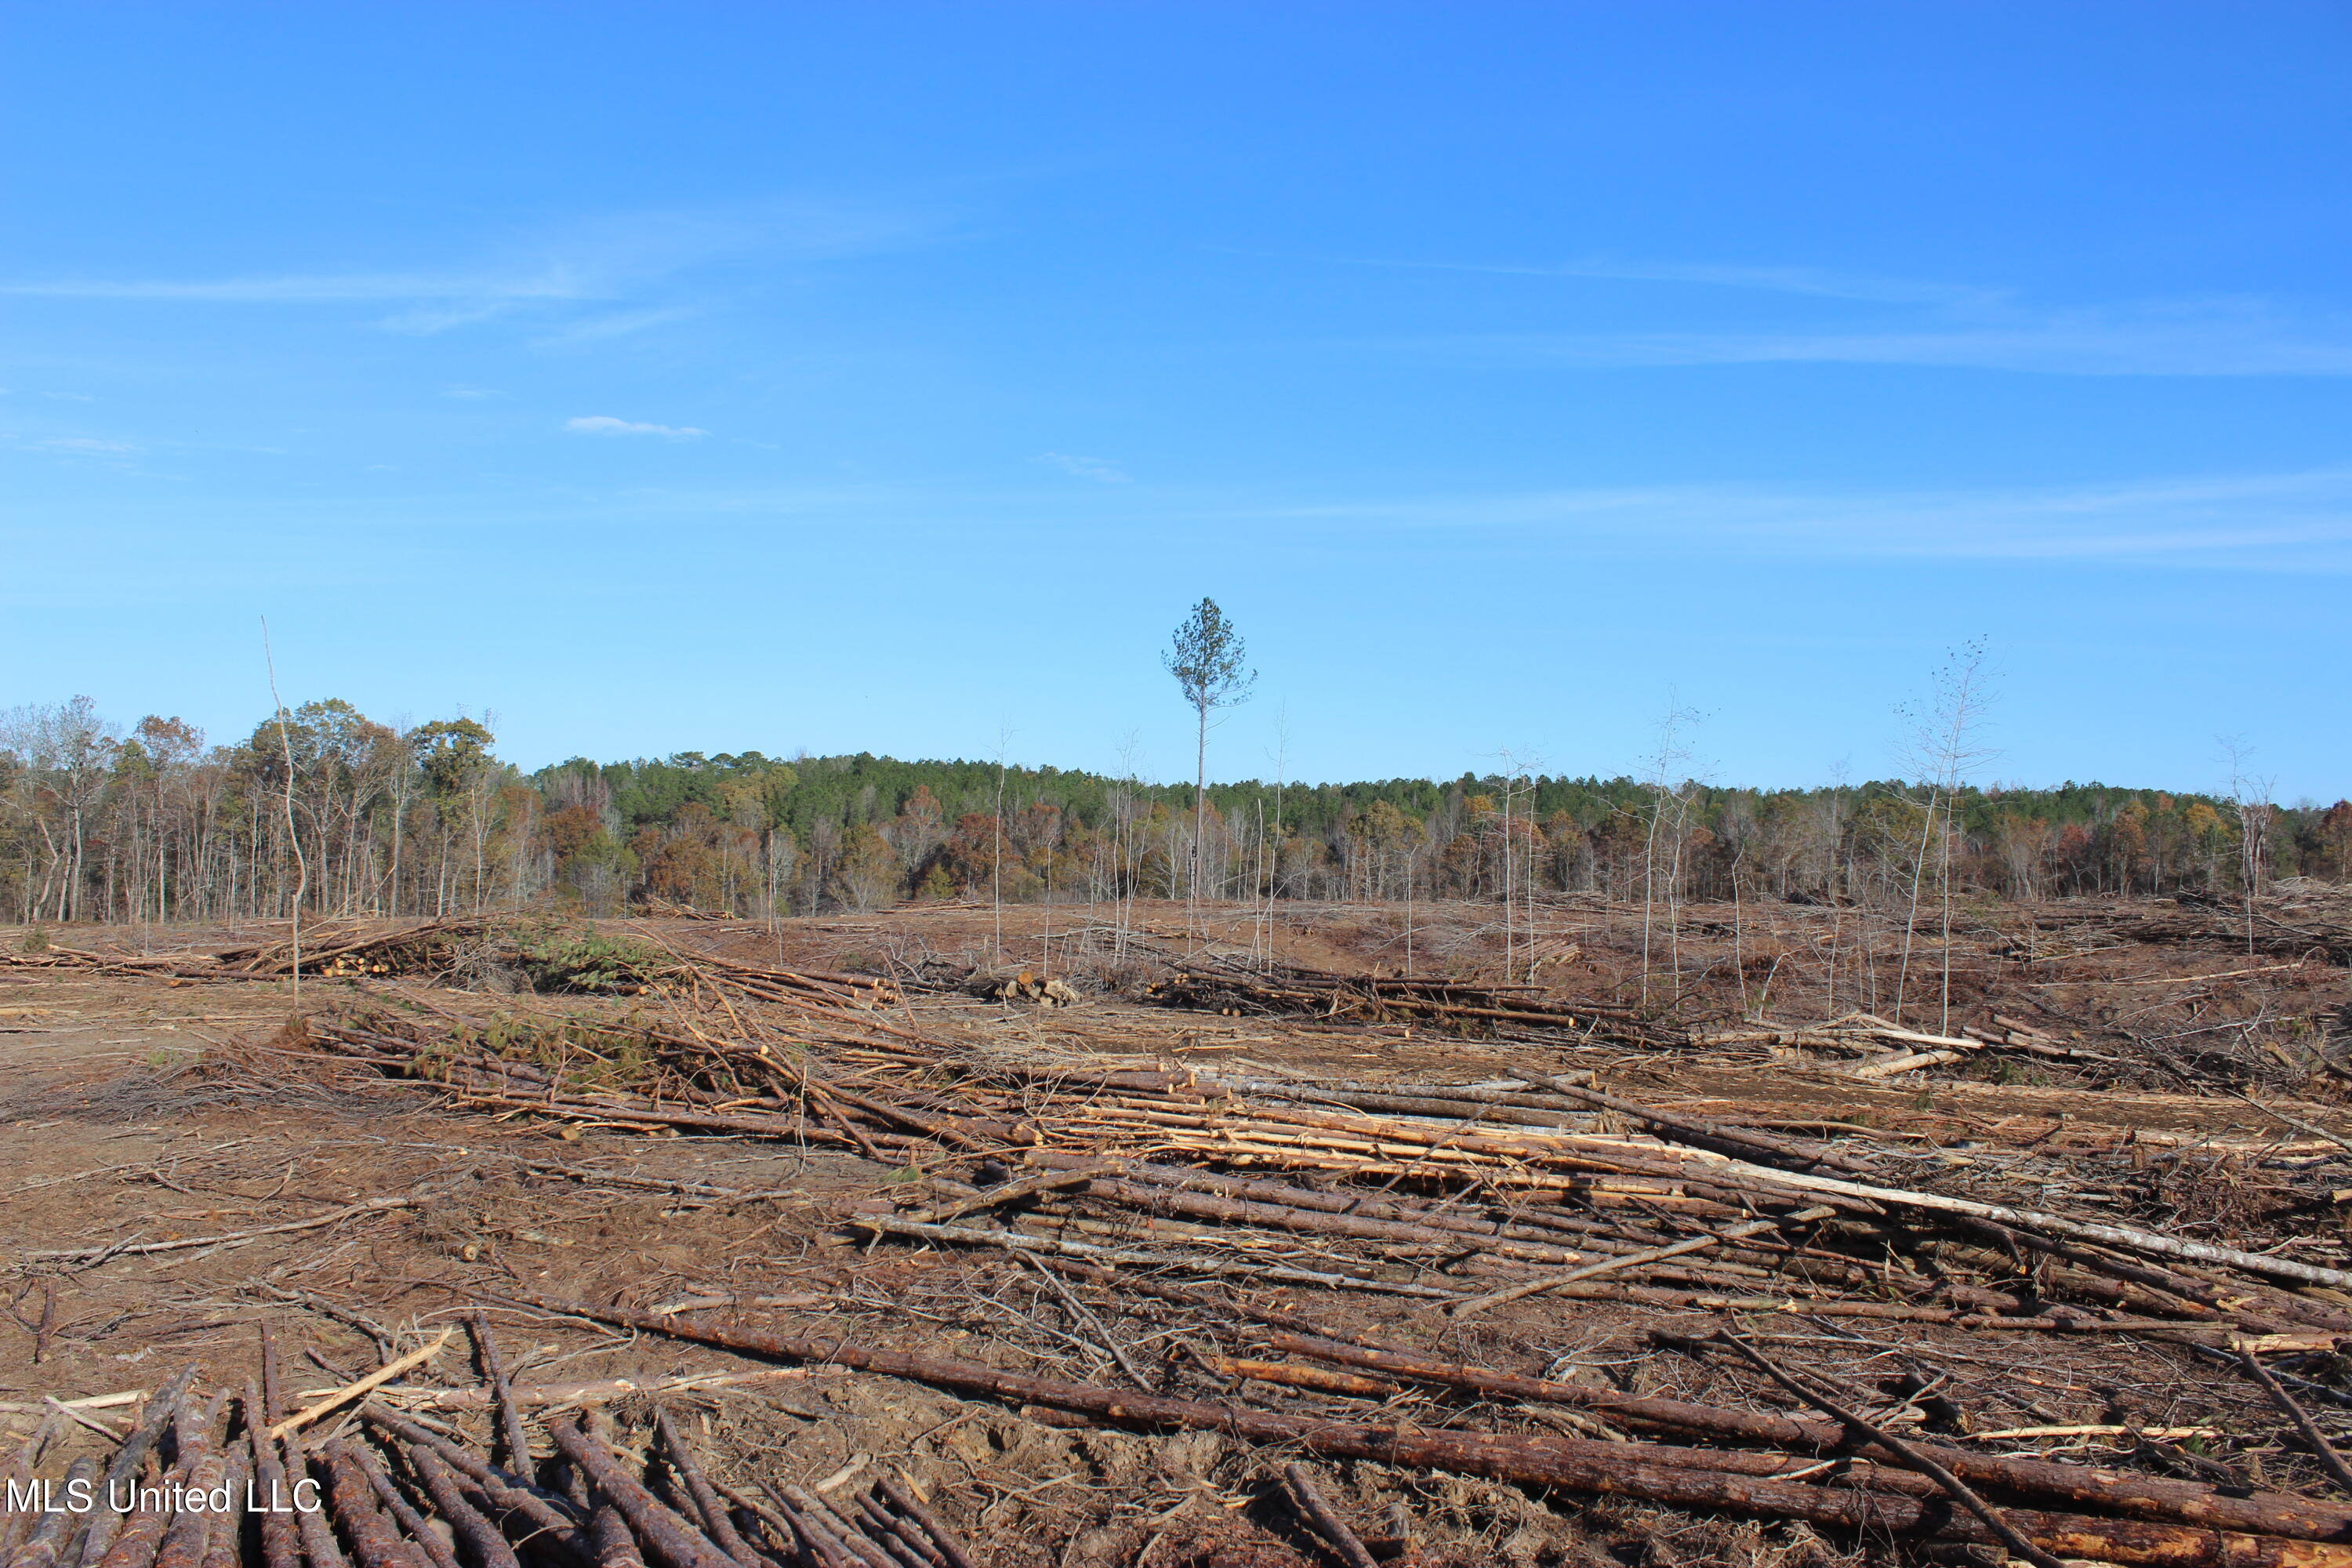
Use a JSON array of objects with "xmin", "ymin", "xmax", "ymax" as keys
[{"xmin": 2, "ymin": 695, "xmax": 2347, "ymax": 925}]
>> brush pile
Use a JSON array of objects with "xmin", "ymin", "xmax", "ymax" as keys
[
  {"xmin": 0, "ymin": 942, "xmax": 237, "ymax": 981},
  {"xmin": 2014, "ymin": 903, "xmax": 2352, "ymax": 967},
  {"xmin": 209, "ymin": 916, "xmax": 515, "ymax": 978}
]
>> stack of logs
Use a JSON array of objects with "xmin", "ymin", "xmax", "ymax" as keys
[
  {"xmin": 2027, "ymin": 904, "xmax": 2352, "ymax": 967},
  {"xmin": 1145, "ymin": 956, "xmax": 1676, "ymax": 1044},
  {"xmin": 0, "ymin": 1324, "xmax": 976, "ymax": 1568},
  {"xmin": 0, "ymin": 919, "xmax": 898, "ymax": 1016},
  {"xmin": 178, "ymin": 942, "xmax": 2352, "ymax": 1566},
  {"xmin": 301, "ymin": 1013, "xmax": 2352, "ymax": 1339},
  {"xmin": 497, "ymin": 1283, "xmax": 2352, "ymax": 1568},
  {"xmin": 979, "ymin": 972, "xmax": 1082, "ymax": 1007},
  {"xmin": 213, "ymin": 919, "xmax": 510, "ymax": 980},
  {"xmin": 1691, "ymin": 1011, "xmax": 2117, "ymax": 1076}
]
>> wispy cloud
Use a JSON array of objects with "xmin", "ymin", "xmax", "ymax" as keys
[
  {"xmin": 566, "ymin": 416, "xmax": 706, "ymax": 440},
  {"xmin": 542, "ymin": 198, "xmax": 953, "ymax": 273},
  {"xmin": 1352, "ymin": 253, "xmax": 2007, "ymax": 310},
  {"xmin": 1334, "ymin": 251, "xmax": 2352, "ymax": 377},
  {"xmin": 0, "ymin": 196, "xmax": 955, "ymax": 342},
  {"xmin": 0, "ymin": 431, "xmax": 143, "ymax": 467},
  {"xmin": 381, "ymin": 301, "xmax": 535, "ymax": 336},
  {"xmin": 1037, "ymin": 451, "xmax": 1130, "ymax": 484},
  {"xmin": 530, "ymin": 307, "xmax": 697, "ymax": 347},
  {"xmin": 0, "ymin": 267, "xmax": 598, "ymax": 339},
  {"xmin": 0, "ymin": 269, "xmax": 595, "ymax": 303},
  {"xmin": 1423, "ymin": 316, "xmax": 2352, "ymax": 377},
  {"xmin": 1258, "ymin": 466, "xmax": 2352, "ymax": 571},
  {"xmin": 38, "ymin": 435, "xmax": 137, "ymax": 455}
]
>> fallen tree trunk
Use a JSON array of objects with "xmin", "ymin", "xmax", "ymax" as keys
[
  {"xmin": 1528, "ymin": 1079, "xmax": 1871, "ymax": 1175},
  {"xmin": 1040, "ymin": 1258, "xmax": 2345, "ymax": 1539},
  {"xmin": 1030, "ymin": 1152, "xmax": 1724, "ymax": 1261},
  {"xmin": 852, "ymin": 1214, "xmax": 1468, "ymax": 1299},
  {"xmin": 1074, "ymin": 1177, "xmax": 1592, "ymax": 1265},
  {"xmin": 1724, "ymin": 1159, "xmax": 2352, "ymax": 1292},
  {"xmin": 492, "ymin": 1290, "xmax": 2352, "ymax": 1566},
  {"xmin": 543, "ymin": 1419, "xmax": 735, "ymax": 1568}
]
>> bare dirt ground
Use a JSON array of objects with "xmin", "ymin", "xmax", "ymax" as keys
[{"xmin": 4, "ymin": 894, "xmax": 2350, "ymax": 1568}]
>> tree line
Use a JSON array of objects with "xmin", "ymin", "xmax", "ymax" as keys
[{"xmin": 3, "ymin": 693, "xmax": 2347, "ymax": 926}]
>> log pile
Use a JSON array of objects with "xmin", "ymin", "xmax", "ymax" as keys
[
  {"xmin": 1149, "ymin": 961, "xmax": 2131, "ymax": 1077},
  {"xmin": 484, "ymin": 1288, "xmax": 2352, "ymax": 1568},
  {"xmin": 2109, "ymin": 908, "xmax": 2352, "ymax": 965},
  {"xmin": 212, "ymin": 917, "xmax": 511, "ymax": 978},
  {"xmin": 0, "ymin": 943, "xmax": 247, "ymax": 982},
  {"xmin": 293, "ymin": 1014, "xmax": 2352, "ymax": 1422},
  {"xmin": 1, "ymin": 918, "xmax": 898, "ymax": 1013},
  {"xmin": 252, "ymin": 970, "xmax": 2352, "ymax": 1566},
  {"xmin": 0, "ymin": 1324, "xmax": 977, "ymax": 1568},
  {"xmin": 27, "ymin": 898, "xmax": 2352, "ymax": 1565},
  {"xmin": 638, "ymin": 897, "xmax": 739, "ymax": 921},
  {"xmin": 296, "ymin": 1000, "xmax": 2352, "ymax": 1318},
  {"xmin": 1151, "ymin": 964, "xmax": 2141, "ymax": 1084},
  {"xmin": 1145, "ymin": 956, "xmax": 1677, "ymax": 1043},
  {"xmin": 1692, "ymin": 1010, "xmax": 2119, "ymax": 1076},
  {"xmin": 639, "ymin": 941, "xmax": 900, "ymax": 1014},
  {"xmin": 0, "ymin": 918, "xmax": 517, "ymax": 983},
  {"xmin": 978, "ymin": 971, "xmax": 1082, "ymax": 1007},
  {"xmin": 1996, "ymin": 903, "xmax": 2352, "ymax": 967}
]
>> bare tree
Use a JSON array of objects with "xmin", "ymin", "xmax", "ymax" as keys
[
  {"xmin": 1893, "ymin": 638, "xmax": 1996, "ymax": 1033},
  {"xmin": 1637, "ymin": 702, "xmax": 1701, "ymax": 1007},
  {"xmin": 1821, "ymin": 760, "xmax": 1851, "ymax": 1014},
  {"xmin": 1496, "ymin": 748, "xmax": 1543, "ymax": 985},
  {"xmin": 262, "ymin": 621, "xmax": 307, "ymax": 1000},
  {"xmin": 0, "ymin": 699, "xmax": 120, "ymax": 922},
  {"xmin": 765, "ymin": 826, "xmax": 789, "ymax": 945},
  {"xmin": 1403, "ymin": 838, "xmax": 1422, "ymax": 978},
  {"xmin": 382, "ymin": 720, "xmax": 416, "ymax": 917},
  {"xmin": 1109, "ymin": 732, "xmax": 1146, "ymax": 961},
  {"xmin": 1163, "ymin": 598, "xmax": 1255, "ymax": 937},
  {"xmin": 2222, "ymin": 738, "xmax": 2278, "ymax": 958},
  {"xmin": 1257, "ymin": 717, "xmax": 1290, "ymax": 962},
  {"xmin": 992, "ymin": 724, "xmax": 1011, "ymax": 967}
]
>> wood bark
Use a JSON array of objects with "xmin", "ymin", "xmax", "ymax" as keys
[
  {"xmin": 495, "ymin": 1290, "xmax": 2352, "ymax": 1562},
  {"xmin": 543, "ymin": 1421, "xmax": 735, "ymax": 1568}
]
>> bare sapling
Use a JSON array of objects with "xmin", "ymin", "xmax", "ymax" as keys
[
  {"xmin": 262, "ymin": 618, "xmax": 307, "ymax": 1004},
  {"xmin": 1493, "ymin": 748, "xmax": 1543, "ymax": 985},
  {"xmin": 1892, "ymin": 638, "xmax": 1995, "ymax": 1034},
  {"xmin": 1258, "ymin": 720, "xmax": 1290, "ymax": 963},
  {"xmin": 993, "ymin": 725, "xmax": 1010, "ymax": 967},
  {"xmin": 1501, "ymin": 768, "xmax": 1514, "ymax": 984},
  {"xmin": 2223, "ymin": 739, "xmax": 2277, "ymax": 960},
  {"xmin": 1730, "ymin": 836, "xmax": 1748, "ymax": 1014},
  {"xmin": 1637, "ymin": 703, "xmax": 1700, "ymax": 1008}
]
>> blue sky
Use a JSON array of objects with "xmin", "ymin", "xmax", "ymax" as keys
[{"xmin": 3, "ymin": 4, "xmax": 2347, "ymax": 798}]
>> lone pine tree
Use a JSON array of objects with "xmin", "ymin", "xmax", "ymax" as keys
[{"xmin": 1163, "ymin": 597, "xmax": 1255, "ymax": 905}]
